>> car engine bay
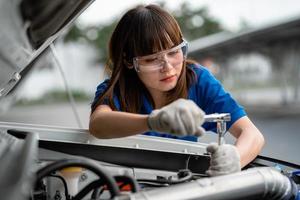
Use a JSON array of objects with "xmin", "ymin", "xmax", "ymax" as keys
[{"xmin": 0, "ymin": 121, "xmax": 299, "ymax": 200}]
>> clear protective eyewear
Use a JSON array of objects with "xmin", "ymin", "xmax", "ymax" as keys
[{"xmin": 133, "ymin": 40, "xmax": 188, "ymax": 73}]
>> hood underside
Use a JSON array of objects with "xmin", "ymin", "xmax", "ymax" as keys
[{"xmin": 0, "ymin": 0, "xmax": 94, "ymax": 98}]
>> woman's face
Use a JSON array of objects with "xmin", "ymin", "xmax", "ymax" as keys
[
  {"xmin": 137, "ymin": 58, "xmax": 183, "ymax": 94},
  {"xmin": 133, "ymin": 41, "xmax": 187, "ymax": 95}
]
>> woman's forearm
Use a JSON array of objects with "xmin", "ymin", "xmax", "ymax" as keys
[
  {"xmin": 89, "ymin": 110, "xmax": 149, "ymax": 139},
  {"xmin": 229, "ymin": 116, "xmax": 265, "ymax": 168},
  {"xmin": 235, "ymin": 126, "xmax": 265, "ymax": 167}
]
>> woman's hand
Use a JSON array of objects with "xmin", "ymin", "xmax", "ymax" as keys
[
  {"xmin": 147, "ymin": 98, "xmax": 205, "ymax": 136},
  {"xmin": 206, "ymin": 143, "xmax": 241, "ymax": 176}
]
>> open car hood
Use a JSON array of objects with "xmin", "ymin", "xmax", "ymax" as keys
[{"xmin": 0, "ymin": 0, "xmax": 94, "ymax": 98}]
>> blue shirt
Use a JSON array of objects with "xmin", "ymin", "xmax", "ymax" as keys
[{"xmin": 92, "ymin": 64, "xmax": 246, "ymax": 142}]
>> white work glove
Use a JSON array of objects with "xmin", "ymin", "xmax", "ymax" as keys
[
  {"xmin": 147, "ymin": 98, "xmax": 205, "ymax": 136},
  {"xmin": 206, "ymin": 143, "xmax": 241, "ymax": 176}
]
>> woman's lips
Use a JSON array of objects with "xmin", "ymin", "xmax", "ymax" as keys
[{"xmin": 160, "ymin": 75, "xmax": 176, "ymax": 82}]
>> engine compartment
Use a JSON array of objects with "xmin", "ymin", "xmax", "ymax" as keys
[{"xmin": 1, "ymin": 121, "xmax": 299, "ymax": 200}]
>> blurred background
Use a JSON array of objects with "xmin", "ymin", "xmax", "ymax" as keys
[{"xmin": 0, "ymin": 0, "xmax": 300, "ymax": 164}]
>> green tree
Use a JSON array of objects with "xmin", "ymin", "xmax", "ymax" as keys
[{"xmin": 173, "ymin": 2, "xmax": 223, "ymax": 40}]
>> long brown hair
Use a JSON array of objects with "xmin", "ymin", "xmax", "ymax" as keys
[{"xmin": 92, "ymin": 4, "xmax": 196, "ymax": 113}]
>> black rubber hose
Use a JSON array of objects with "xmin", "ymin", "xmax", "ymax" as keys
[{"xmin": 35, "ymin": 158, "xmax": 120, "ymax": 198}]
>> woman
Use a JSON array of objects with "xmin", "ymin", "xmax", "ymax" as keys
[{"xmin": 89, "ymin": 4, "xmax": 265, "ymax": 176}]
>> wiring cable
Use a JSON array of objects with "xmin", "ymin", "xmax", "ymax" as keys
[
  {"xmin": 137, "ymin": 180, "xmax": 169, "ymax": 188},
  {"xmin": 137, "ymin": 169, "xmax": 193, "ymax": 186},
  {"xmin": 185, "ymin": 155, "xmax": 192, "ymax": 169},
  {"xmin": 50, "ymin": 43, "xmax": 83, "ymax": 129}
]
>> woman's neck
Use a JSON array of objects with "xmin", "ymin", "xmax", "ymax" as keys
[{"xmin": 148, "ymin": 89, "xmax": 167, "ymax": 109}]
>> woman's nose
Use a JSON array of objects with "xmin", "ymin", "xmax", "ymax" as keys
[{"xmin": 160, "ymin": 55, "xmax": 173, "ymax": 72}]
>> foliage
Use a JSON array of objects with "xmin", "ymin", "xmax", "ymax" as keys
[{"xmin": 172, "ymin": 2, "xmax": 223, "ymax": 40}]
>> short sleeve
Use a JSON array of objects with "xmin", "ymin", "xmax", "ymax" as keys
[
  {"xmin": 91, "ymin": 79, "xmax": 120, "ymax": 111},
  {"xmin": 189, "ymin": 64, "xmax": 246, "ymax": 133}
]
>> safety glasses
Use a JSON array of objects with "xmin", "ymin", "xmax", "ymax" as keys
[{"xmin": 133, "ymin": 40, "xmax": 188, "ymax": 73}]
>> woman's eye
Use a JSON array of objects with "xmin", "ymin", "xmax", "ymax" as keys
[
  {"xmin": 144, "ymin": 58, "xmax": 157, "ymax": 63},
  {"xmin": 168, "ymin": 50, "xmax": 179, "ymax": 56}
]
